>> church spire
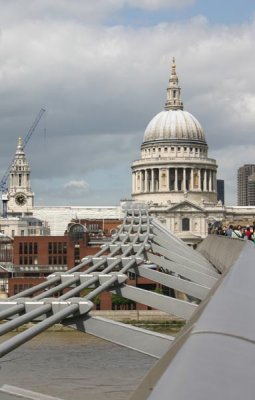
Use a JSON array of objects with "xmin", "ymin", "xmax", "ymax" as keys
[{"xmin": 164, "ymin": 57, "xmax": 183, "ymax": 111}]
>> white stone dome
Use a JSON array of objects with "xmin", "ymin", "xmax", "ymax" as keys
[{"xmin": 143, "ymin": 109, "xmax": 206, "ymax": 144}]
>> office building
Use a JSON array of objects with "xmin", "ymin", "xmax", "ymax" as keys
[{"xmin": 237, "ymin": 164, "xmax": 255, "ymax": 206}]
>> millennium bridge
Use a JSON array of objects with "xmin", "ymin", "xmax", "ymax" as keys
[{"xmin": 0, "ymin": 204, "xmax": 254, "ymax": 400}]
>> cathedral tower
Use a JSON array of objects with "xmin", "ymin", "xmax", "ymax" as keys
[{"xmin": 7, "ymin": 137, "xmax": 34, "ymax": 216}]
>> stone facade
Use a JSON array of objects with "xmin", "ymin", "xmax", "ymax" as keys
[
  {"xmin": 131, "ymin": 59, "xmax": 245, "ymax": 244},
  {"xmin": 7, "ymin": 137, "xmax": 34, "ymax": 216}
]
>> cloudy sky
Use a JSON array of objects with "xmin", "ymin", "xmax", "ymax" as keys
[{"xmin": 0, "ymin": 0, "xmax": 255, "ymax": 207}]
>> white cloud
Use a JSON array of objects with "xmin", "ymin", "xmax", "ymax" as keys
[{"xmin": 64, "ymin": 180, "xmax": 89, "ymax": 190}]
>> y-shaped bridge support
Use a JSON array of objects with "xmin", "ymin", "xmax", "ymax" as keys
[{"xmin": 0, "ymin": 203, "xmax": 219, "ymax": 361}]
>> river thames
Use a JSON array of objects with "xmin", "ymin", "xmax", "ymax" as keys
[{"xmin": 0, "ymin": 330, "xmax": 157, "ymax": 400}]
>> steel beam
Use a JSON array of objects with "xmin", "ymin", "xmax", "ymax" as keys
[
  {"xmin": 151, "ymin": 240, "xmax": 218, "ymax": 277},
  {"xmin": 147, "ymin": 252, "xmax": 217, "ymax": 288},
  {"xmin": 64, "ymin": 315, "xmax": 174, "ymax": 358},
  {"xmin": 130, "ymin": 265, "xmax": 210, "ymax": 300},
  {"xmin": 110, "ymin": 285, "xmax": 197, "ymax": 320}
]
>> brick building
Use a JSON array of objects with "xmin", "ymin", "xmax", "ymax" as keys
[{"xmin": 7, "ymin": 220, "xmax": 157, "ymax": 309}]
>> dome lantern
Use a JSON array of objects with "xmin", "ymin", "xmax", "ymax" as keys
[{"xmin": 164, "ymin": 57, "xmax": 183, "ymax": 111}]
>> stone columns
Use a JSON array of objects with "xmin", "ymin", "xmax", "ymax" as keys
[
  {"xmin": 159, "ymin": 169, "xmax": 168, "ymax": 191},
  {"xmin": 183, "ymin": 168, "xmax": 186, "ymax": 191},
  {"xmin": 204, "ymin": 169, "xmax": 207, "ymax": 191},
  {"xmin": 198, "ymin": 169, "xmax": 201, "ymax": 191},
  {"xmin": 213, "ymin": 171, "xmax": 217, "ymax": 191},
  {"xmin": 145, "ymin": 169, "xmax": 148, "ymax": 192},
  {"xmin": 136, "ymin": 171, "xmax": 141, "ymax": 192},
  {"xmin": 151, "ymin": 169, "xmax": 155, "ymax": 192},
  {"xmin": 174, "ymin": 168, "xmax": 178, "ymax": 191},
  {"xmin": 209, "ymin": 170, "xmax": 212, "ymax": 191},
  {"xmin": 191, "ymin": 168, "xmax": 194, "ymax": 190},
  {"xmin": 132, "ymin": 172, "xmax": 136, "ymax": 193}
]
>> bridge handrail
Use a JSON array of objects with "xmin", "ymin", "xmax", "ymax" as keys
[{"xmin": 131, "ymin": 237, "xmax": 255, "ymax": 399}]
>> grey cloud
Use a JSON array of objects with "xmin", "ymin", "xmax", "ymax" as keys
[
  {"xmin": 125, "ymin": 0, "xmax": 196, "ymax": 10},
  {"xmin": 0, "ymin": 0, "xmax": 196, "ymax": 25},
  {"xmin": 0, "ymin": 11, "xmax": 255, "ymax": 206}
]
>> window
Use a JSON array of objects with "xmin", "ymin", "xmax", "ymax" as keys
[
  {"xmin": 24, "ymin": 243, "xmax": 28, "ymax": 254},
  {"xmin": 19, "ymin": 174, "xmax": 22, "ymax": 186},
  {"xmin": 34, "ymin": 243, "xmax": 38, "ymax": 254},
  {"xmin": 182, "ymin": 218, "xmax": 190, "ymax": 231},
  {"xmin": 48, "ymin": 242, "xmax": 52, "ymax": 254},
  {"xmin": 69, "ymin": 225, "xmax": 84, "ymax": 241}
]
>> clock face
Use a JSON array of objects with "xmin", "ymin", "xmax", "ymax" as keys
[{"xmin": 15, "ymin": 193, "xmax": 27, "ymax": 206}]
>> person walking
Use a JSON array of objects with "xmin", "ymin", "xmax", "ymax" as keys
[
  {"xmin": 245, "ymin": 226, "xmax": 252, "ymax": 240},
  {"xmin": 225, "ymin": 225, "xmax": 233, "ymax": 237}
]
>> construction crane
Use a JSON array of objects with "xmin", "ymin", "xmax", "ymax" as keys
[{"xmin": 0, "ymin": 108, "xmax": 46, "ymax": 217}]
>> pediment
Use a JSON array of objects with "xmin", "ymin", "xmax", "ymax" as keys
[{"xmin": 165, "ymin": 200, "xmax": 205, "ymax": 213}]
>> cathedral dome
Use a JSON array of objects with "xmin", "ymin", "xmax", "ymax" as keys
[
  {"xmin": 142, "ymin": 58, "xmax": 207, "ymax": 146},
  {"xmin": 143, "ymin": 109, "xmax": 206, "ymax": 144}
]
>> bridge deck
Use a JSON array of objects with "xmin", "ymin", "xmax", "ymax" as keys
[{"xmin": 1, "ymin": 203, "xmax": 254, "ymax": 399}]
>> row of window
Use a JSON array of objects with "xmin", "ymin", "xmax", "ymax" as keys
[
  {"xmin": 19, "ymin": 242, "xmax": 68, "ymax": 256},
  {"xmin": 48, "ymin": 242, "xmax": 67, "ymax": 254},
  {"xmin": 49, "ymin": 255, "xmax": 67, "ymax": 265},
  {"xmin": 13, "ymin": 284, "xmax": 33, "ymax": 295},
  {"xmin": 144, "ymin": 146, "xmax": 206, "ymax": 154},
  {"xmin": 19, "ymin": 242, "xmax": 38, "ymax": 255},
  {"xmin": 19, "ymin": 255, "xmax": 38, "ymax": 265},
  {"xmin": 87, "ymin": 223, "xmax": 100, "ymax": 231},
  {"xmin": 18, "ymin": 254, "xmax": 68, "ymax": 265}
]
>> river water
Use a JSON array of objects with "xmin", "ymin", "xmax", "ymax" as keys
[{"xmin": 0, "ymin": 330, "xmax": 157, "ymax": 400}]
